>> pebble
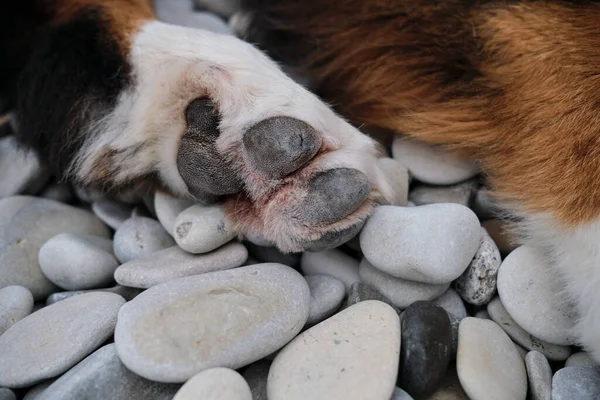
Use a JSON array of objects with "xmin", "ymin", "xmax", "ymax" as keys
[
  {"xmin": 305, "ymin": 275, "xmax": 345, "ymax": 325},
  {"xmin": 346, "ymin": 282, "xmax": 395, "ymax": 309},
  {"xmin": 486, "ymin": 297, "xmax": 571, "ymax": 361},
  {"xmin": 115, "ymin": 242, "xmax": 248, "ymax": 288},
  {"xmin": 399, "ymin": 301, "xmax": 452, "ymax": 398},
  {"xmin": 0, "ymin": 389, "xmax": 15, "ymax": 400},
  {"xmin": 0, "ymin": 136, "xmax": 49, "ymax": 198},
  {"xmin": 92, "ymin": 199, "xmax": 133, "ymax": 230},
  {"xmin": 115, "ymin": 263, "xmax": 310, "ymax": 382},
  {"xmin": 74, "ymin": 186, "xmax": 104, "ymax": 203},
  {"xmin": 0, "ymin": 196, "xmax": 109, "ymax": 299},
  {"xmin": 268, "ymin": 301, "xmax": 401, "ymax": 400},
  {"xmin": 552, "ymin": 366, "xmax": 600, "ymax": 400},
  {"xmin": 427, "ymin": 367, "xmax": 469, "ymax": 400},
  {"xmin": 457, "ymin": 318, "xmax": 527, "ymax": 400},
  {"xmin": 525, "ymin": 351, "xmax": 552, "ymax": 400},
  {"xmin": 173, "ymin": 205, "xmax": 236, "ymax": 254},
  {"xmin": 360, "ymin": 205, "xmax": 481, "ymax": 284},
  {"xmin": 408, "ymin": 181, "xmax": 477, "ymax": 207},
  {"xmin": 0, "ymin": 292, "xmax": 125, "ymax": 388},
  {"xmin": 391, "ymin": 137, "xmax": 478, "ymax": 185},
  {"xmin": 497, "ymin": 246, "xmax": 577, "ymax": 345},
  {"xmin": 23, "ymin": 380, "xmax": 54, "ymax": 400},
  {"xmin": 0, "ymin": 285, "xmax": 33, "ymax": 335},
  {"xmin": 41, "ymin": 183, "xmax": 73, "ymax": 204},
  {"xmin": 301, "ymin": 249, "xmax": 360, "ymax": 290},
  {"xmin": 113, "ymin": 217, "xmax": 175, "ymax": 263},
  {"xmin": 447, "ymin": 313, "xmax": 461, "ymax": 358},
  {"xmin": 40, "ymin": 344, "xmax": 179, "ymax": 400},
  {"xmin": 474, "ymin": 310, "xmax": 490, "ymax": 319},
  {"xmin": 565, "ymin": 352, "xmax": 597, "ymax": 367},
  {"xmin": 376, "ymin": 158, "xmax": 409, "ymax": 206},
  {"xmin": 242, "ymin": 361, "xmax": 270, "ymax": 400},
  {"xmin": 39, "ymin": 233, "xmax": 119, "ymax": 290},
  {"xmin": 482, "ymin": 219, "xmax": 516, "ymax": 254},
  {"xmin": 359, "ymin": 258, "xmax": 449, "ymax": 309},
  {"xmin": 154, "ymin": 191, "xmax": 196, "ymax": 236},
  {"xmin": 391, "ymin": 387, "xmax": 414, "ymax": 400},
  {"xmin": 46, "ymin": 285, "xmax": 141, "ymax": 305},
  {"xmin": 434, "ymin": 289, "xmax": 467, "ymax": 319},
  {"xmin": 471, "ymin": 190, "xmax": 501, "ymax": 221},
  {"xmin": 173, "ymin": 368, "xmax": 251, "ymax": 400},
  {"xmin": 454, "ymin": 229, "xmax": 501, "ymax": 305},
  {"xmin": 246, "ymin": 243, "xmax": 301, "ymax": 268}
]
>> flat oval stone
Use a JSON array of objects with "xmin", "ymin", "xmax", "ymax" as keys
[
  {"xmin": 346, "ymin": 282, "xmax": 395, "ymax": 309},
  {"xmin": 552, "ymin": 366, "xmax": 600, "ymax": 400},
  {"xmin": 525, "ymin": 351, "xmax": 552, "ymax": 400},
  {"xmin": 154, "ymin": 191, "xmax": 196, "ymax": 236},
  {"xmin": 40, "ymin": 344, "xmax": 179, "ymax": 400},
  {"xmin": 434, "ymin": 289, "xmax": 467, "ymax": 320},
  {"xmin": 377, "ymin": 158, "xmax": 409, "ymax": 206},
  {"xmin": 174, "ymin": 205, "xmax": 236, "ymax": 254},
  {"xmin": 39, "ymin": 233, "xmax": 119, "ymax": 290},
  {"xmin": 497, "ymin": 246, "xmax": 577, "ymax": 345},
  {"xmin": 305, "ymin": 275, "xmax": 345, "ymax": 325},
  {"xmin": 92, "ymin": 199, "xmax": 133, "ymax": 230},
  {"xmin": 457, "ymin": 318, "xmax": 527, "ymax": 400},
  {"xmin": 301, "ymin": 249, "xmax": 360, "ymax": 290},
  {"xmin": 115, "ymin": 263, "xmax": 310, "ymax": 382},
  {"xmin": 268, "ymin": 301, "xmax": 401, "ymax": 400},
  {"xmin": 399, "ymin": 301, "xmax": 452, "ymax": 399},
  {"xmin": 409, "ymin": 181, "xmax": 477, "ymax": 207},
  {"xmin": 487, "ymin": 297, "xmax": 571, "ymax": 361},
  {"xmin": 242, "ymin": 361, "xmax": 271, "ymax": 400},
  {"xmin": 174, "ymin": 368, "xmax": 251, "ymax": 400},
  {"xmin": 115, "ymin": 243, "xmax": 248, "ymax": 289},
  {"xmin": 113, "ymin": 217, "xmax": 175, "ymax": 263},
  {"xmin": 0, "ymin": 292, "xmax": 125, "ymax": 388},
  {"xmin": 565, "ymin": 352, "xmax": 597, "ymax": 367},
  {"xmin": 359, "ymin": 258, "xmax": 449, "ymax": 309},
  {"xmin": 45, "ymin": 285, "xmax": 141, "ymax": 305},
  {"xmin": 360, "ymin": 205, "xmax": 481, "ymax": 284},
  {"xmin": 0, "ymin": 196, "xmax": 110, "ymax": 299},
  {"xmin": 0, "ymin": 285, "xmax": 33, "ymax": 335}
]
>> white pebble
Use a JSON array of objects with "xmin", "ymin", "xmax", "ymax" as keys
[
  {"xmin": 92, "ymin": 200, "xmax": 133, "ymax": 230},
  {"xmin": 305, "ymin": 275, "xmax": 346, "ymax": 325},
  {"xmin": 376, "ymin": 158, "xmax": 409, "ymax": 206},
  {"xmin": 174, "ymin": 205, "xmax": 236, "ymax": 254},
  {"xmin": 525, "ymin": 351, "xmax": 552, "ymax": 400},
  {"xmin": 154, "ymin": 191, "xmax": 196, "ymax": 236},
  {"xmin": 409, "ymin": 181, "xmax": 476, "ymax": 207},
  {"xmin": 0, "ymin": 286, "xmax": 33, "ymax": 335},
  {"xmin": 434, "ymin": 289, "xmax": 467, "ymax": 320},
  {"xmin": 113, "ymin": 217, "xmax": 175, "ymax": 263},
  {"xmin": 301, "ymin": 249, "xmax": 360, "ymax": 291},
  {"xmin": 173, "ymin": 368, "xmax": 251, "ymax": 400},
  {"xmin": 565, "ymin": 352, "xmax": 598, "ymax": 368}
]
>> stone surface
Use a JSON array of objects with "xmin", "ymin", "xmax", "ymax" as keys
[
  {"xmin": 45, "ymin": 285, "xmax": 141, "ymax": 305},
  {"xmin": 399, "ymin": 301, "xmax": 452, "ymax": 399},
  {"xmin": 305, "ymin": 275, "xmax": 345, "ymax": 325},
  {"xmin": 40, "ymin": 344, "xmax": 179, "ymax": 400},
  {"xmin": 552, "ymin": 366, "xmax": 600, "ymax": 400},
  {"xmin": 115, "ymin": 242, "xmax": 248, "ymax": 288},
  {"xmin": 377, "ymin": 158, "xmax": 409, "ymax": 206},
  {"xmin": 39, "ymin": 233, "xmax": 119, "ymax": 290},
  {"xmin": 23, "ymin": 381, "xmax": 54, "ymax": 400},
  {"xmin": 428, "ymin": 367, "xmax": 469, "ymax": 400},
  {"xmin": 154, "ymin": 191, "xmax": 196, "ymax": 236},
  {"xmin": 0, "ymin": 136, "xmax": 49, "ymax": 198},
  {"xmin": 409, "ymin": 181, "xmax": 476, "ymax": 207},
  {"xmin": 0, "ymin": 292, "xmax": 125, "ymax": 388},
  {"xmin": 301, "ymin": 249, "xmax": 360, "ymax": 290},
  {"xmin": 434, "ymin": 289, "xmax": 467, "ymax": 319},
  {"xmin": 173, "ymin": 368, "xmax": 251, "ymax": 400},
  {"xmin": 526, "ymin": 351, "xmax": 552, "ymax": 400},
  {"xmin": 0, "ymin": 389, "xmax": 15, "ymax": 400},
  {"xmin": 92, "ymin": 199, "xmax": 133, "ymax": 230},
  {"xmin": 454, "ymin": 229, "xmax": 501, "ymax": 305},
  {"xmin": 115, "ymin": 264, "xmax": 310, "ymax": 382},
  {"xmin": 391, "ymin": 387, "xmax": 414, "ymax": 400},
  {"xmin": 268, "ymin": 301, "xmax": 400, "ymax": 400},
  {"xmin": 565, "ymin": 352, "xmax": 598, "ymax": 367},
  {"xmin": 346, "ymin": 282, "xmax": 395, "ymax": 309},
  {"xmin": 457, "ymin": 318, "xmax": 527, "ymax": 400},
  {"xmin": 359, "ymin": 258, "xmax": 449, "ymax": 309},
  {"xmin": 0, "ymin": 285, "xmax": 33, "ymax": 335},
  {"xmin": 497, "ymin": 246, "xmax": 577, "ymax": 345},
  {"xmin": 0, "ymin": 196, "xmax": 109, "ymax": 299},
  {"xmin": 174, "ymin": 205, "xmax": 236, "ymax": 254},
  {"xmin": 113, "ymin": 217, "xmax": 175, "ymax": 263},
  {"xmin": 242, "ymin": 361, "xmax": 270, "ymax": 400},
  {"xmin": 360, "ymin": 205, "xmax": 481, "ymax": 284}
]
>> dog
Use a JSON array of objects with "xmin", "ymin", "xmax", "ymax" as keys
[{"xmin": 3, "ymin": 0, "xmax": 600, "ymax": 361}]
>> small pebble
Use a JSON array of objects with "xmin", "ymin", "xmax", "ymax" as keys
[
  {"xmin": 434, "ymin": 289, "xmax": 467, "ymax": 319},
  {"xmin": 74, "ymin": 186, "xmax": 104, "ymax": 203},
  {"xmin": 376, "ymin": 158, "xmax": 409, "ymax": 206},
  {"xmin": 525, "ymin": 351, "xmax": 552, "ymax": 400},
  {"xmin": 40, "ymin": 183, "xmax": 73, "ymax": 203},
  {"xmin": 346, "ymin": 282, "xmax": 395, "ymax": 309},
  {"xmin": 552, "ymin": 366, "xmax": 600, "ymax": 400},
  {"xmin": 457, "ymin": 318, "xmax": 527, "ymax": 400},
  {"xmin": 0, "ymin": 285, "xmax": 33, "ymax": 335},
  {"xmin": 174, "ymin": 204, "xmax": 236, "ymax": 254},
  {"xmin": 474, "ymin": 310, "xmax": 490, "ymax": 319},
  {"xmin": 0, "ymin": 389, "xmax": 15, "ymax": 400},
  {"xmin": 115, "ymin": 242, "xmax": 248, "ymax": 288},
  {"xmin": 391, "ymin": 387, "xmax": 414, "ymax": 400},
  {"xmin": 154, "ymin": 191, "xmax": 196, "ymax": 236},
  {"xmin": 46, "ymin": 285, "xmax": 141, "ymax": 305},
  {"xmin": 359, "ymin": 258, "xmax": 449, "ymax": 309},
  {"xmin": 408, "ymin": 180, "xmax": 477, "ymax": 207},
  {"xmin": 305, "ymin": 275, "xmax": 345, "ymax": 325},
  {"xmin": 0, "ymin": 292, "xmax": 125, "ymax": 388},
  {"xmin": 115, "ymin": 264, "xmax": 310, "ymax": 382},
  {"xmin": 173, "ymin": 368, "xmax": 251, "ymax": 400},
  {"xmin": 497, "ymin": 246, "xmax": 577, "ymax": 345},
  {"xmin": 242, "ymin": 360, "xmax": 271, "ymax": 400},
  {"xmin": 0, "ymin": 136, "xmax": 49, "ymax": 198},
  {"xmin": 23, "ymin": 380, "xmax": 54, "ymax": 400},
  {"xmin": 245, "ymin": 242, "xmax": 301, "ymax": 268},
  {"xmin": 113, "ymin": 217, "xmax": 175, "ymax": 263},
  {"xmin": 301, "ymin": 249, "xmax": 360, "ymax": 290},
  {"xmin": 268, "ymin": 301, "xmax": 401, "ymax": 400},
  {"xmin": 482, "ymin": 219, "xmax": 516, "ymax": 254},
  {"xmin": 428, "ymin": 367, "xmax": 469, "ymax": 400},
  {"xmin": 360, "ymin": 205, "xmax": 481, "ymax": 284},
  {"xmin": 565, "ymin": 352, "xmax": 598, "ymax": 367},
  {"xmin": 92, "ymin": 199, "xmax": 133, "ymax": 230}
]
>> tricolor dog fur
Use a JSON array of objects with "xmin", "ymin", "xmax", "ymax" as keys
[{"xmin": 2, "ymin": 0, "xmax": 600, "ymax": 360}]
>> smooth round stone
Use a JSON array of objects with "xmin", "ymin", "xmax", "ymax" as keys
[
  {"xmin": 39, "ymin": 233, "xmax": 119, "ymax": 290},
  {"xmin": 174, "ymin": 368, "xmax": 251, "ymax": 400},
  {"xmin": 115, "ymin": 242, "xmax": 248, "ymax": 289},
  {"xmin": 246, "ymin": 242, "xmax": 301, "ymax": 268},
  {"xmin": 346, "ymin": 282, "xmax": 395, "ymax": 309},
  {"xmin": 0, "ymin": 285, "xmax": 33, "ymax": 335},
  {"xmin": 391, "ymin": 387, "xmax": 414, "ymax": 400},
  {"xmin": 0, "ymin": 196, "xmax": 110, "ymax": 299},
  {"xmin": 46, "ymin": 285, "xmax": 141, "ymax": 305},
  {"xmin": 305, "ymin": 275, "xmax": 345, "ymax": 325},
  {"xmin": 113, "ymin": 217, "xmax": 175, "ymax": 263},
  {"xmin": 242, "ymin": 361, "xmax": 270, "ymax": 400},
  {"xmin": 92, "ymin": 199, "xmax": 133, "ymax": 230},
  {"xmin": 23, "ymin": 381, "xmax": 53, "ymax": 400},
  {"xmin": 552, "ymin": 366, "xmax": 600, "ymax": 400},
  {"xmin": 391, "ymin": 137, "xmax": 478, "ymax": 185},
  {"xmin": 376, "ymin": 158, "xmax": 409, "ymax": 206},
  {"xmin": 566, "ymin": 352, "xmax": 598, "ymax": 367},
  {"xmin": 428, "ymin": 367, "xmax": 469, "ymax": 400},
  {"xmin": 0, "ymin": 292, "xmax": 125, "ymax": 388},
  {"xmin": 359, "ymin": 258, "xmax": 449, "ymax": 309},
  {"xmin": 115, "ymin": 263, "xmax": 310, "ymax": 382},
  {"xmin": 41, "ymin": 183, "xmax": 73, "ymax": 204},
  {"xmin": 482, "ymin": 219, "xmax": 516, "ymax": 254},
  {"xmin": 0, "ymin": 136, "xmax": 49, "ymax": 198},
  {"xmin": 360, "ymin": 205, "xmax": 481, "ymax": 284},
  {"xmin": 457, "ymin": 318, "xmax": 527, "ymax": 400},
  {"xmin": 497, "ymin": 246, "xmax": 577, "ymax": 345},
  {"xmin": 399, "ymin": 301, "xmax": 452, "ymax": 398},
  {"xmin": 268, "ymin": 301, "xmax": 401, "ymax": 400},
  {"xmin": 454, "ymin": 229, "xmax": 501, "ymax": 305},
  {"xmin": 40, "ymin": 344, "xmax": 179, "ymax": 400},
  {"xmin": 174, "ymin": 205, "xmax": 236, "ymax": 254},
  {"xmin": 526, "ymin": 351, "xmax": 552, "ymax": 400},
  {"xmin": 487, "ymin": 297, "xmax": 571, "ymax": 361},
  {"xmin": 474, "ymin": 310, "xmax": 490, "ymax": 319},
  {"xmin": 301, "ymin": 249, "xmax": 360, "ymax": 290},
  {"xmin": 0, "ymin": 389, "xmax": 15, "ymax": 400},
  {"xmin": 154, "ymin": 191, "xmax": 196, "ymax": 236},
  {"xmin": 434, "ymin": 289, "xmax": 467, "ymax": 320},
  {"xmin": 408, "ymin": 181, "xmax": 476, "ymax": 207}
]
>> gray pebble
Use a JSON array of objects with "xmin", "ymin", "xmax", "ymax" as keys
[
  {"xmin": 346, "ymin": 282, "xmax": 396, "ymax": 309},
  {"xmin": 173, "ymin": 368, "xmax": 251, "ymax": 400},
  {"xmin": 73, "ymin": 186, "xmax": 104, "ymax": 203},
  {"xmin": 305, "ymin": 275, "xmax": 345, "ymax": 325},
  {"xmin": 552, "ymin": 366, "xmax": 600, "ymax": 400},
  {"xmin": 40, "ymin": 183, "xmax": 73, "ymax": 203},
  {"xmin": 434, "ymin": 288, "xmax": 467, "ymax": 319},
  {"xmin": 377, "ymin": 158, "xmax": 409, "ymax": 206},
  {"xmin": 113, "ymin": 217, "xmax": 175, "ymax": 263},
  {"xmin": 242, "ymin": 360, "xmax": 271, "ymax": 400},
  {"xmin": 475, "ymin": 310, "xmax": 491, "ymax": 319},
  {"xmin": 301, "ymin": 249, "xmax": 360, "ymax": 290},
  {"xmin": 391, "ymin": 387, "xmax": 414, "ymax": 400},
  {"xmin": 565, "ymin": 352, "xmax": 598, "ymax": 367},
  {"xmin": 174, "ymin": 204, "xmax": 236, "ymax": 254},
  {"xmin": 409, "ymin": 180, "xmax": 477, "ymax": 207},
  {"xmin": 526, "ymin": 351, "xmax": 552, "ymax": 400},
  {"xmin": 0, "ymin": 136, "xmax": 49, "ymax": 198},
  {"xmin": 22, "ymin": 380, "xmax": 54, "ymax": 400},
  {"xmin": 92, "ymin": 199, "xmax": 133, "ymax": 230},
  {"xmin": 0, "ymin": 285, "xmax": 33, "ymax": 335},
  {"xmin": 46, "ymin": 285, "xmax": 141, "ymax": 305},
  {"xmin": 154, "ymin": 191, "xmax": 196, "ymax": 236},
  {"xmin": 0, "ymin": 389, "xmax": 15, "ymax": 400}
]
